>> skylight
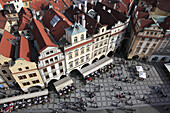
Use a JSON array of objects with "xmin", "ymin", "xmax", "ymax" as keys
[{"xmin": 50, "ymin": 15, "xmax": 60, "ymax": 27}]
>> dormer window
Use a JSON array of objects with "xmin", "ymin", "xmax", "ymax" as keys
[
  {"xmin": 50, "ymin": 15, "xmax": 60, "ymax": 27},
  {"xmin": 81, "ymin": 34, "xmax": 84, "ymax": 40},
  {"xmin": 74, "ymin": 37, "xmax": 78, "ymax": 43}
]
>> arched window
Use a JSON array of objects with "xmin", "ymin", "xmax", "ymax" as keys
[
  {"xmin": 74, "ymin": 37, "xmax": 77, "ymax": 43},
  {"xmin": 81, "ymin": 34, "xmax": 84, "ymax": 40}
]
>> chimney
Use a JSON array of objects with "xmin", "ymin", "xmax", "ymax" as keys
[
  {"xmin": 103, "ymin": 6, "xmax": 106, "ymax": 10},
  {"xmin": 114, "ymin": 4, "xmax": 116, "ymax": 9},
  {"xmin": 78, "ymin": 3, "xmax": 81, "ymax": 10},
  {"xmin": 82, "ymin": 15, "xmax": 86, "ymax": 28},
  {"xmin": 73, "ymin": 4, "xmax": 76, "ymax": 9},
  {"xmin": 84, "ymin": 0, "xmax": 87, "ymax": 13},
  {"xmin": 97, "ymin": 15, "xmax": 100, "ymax": 23},
  {"xmin": 108, "ymin": 9, "xmax": 111, "ymax": 13}
]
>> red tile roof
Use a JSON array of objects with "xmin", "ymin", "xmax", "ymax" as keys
[
  {"xmin": 0, "ymin": 11, "xmax": 7, "ymax": 29},
  {"xmin": 49, "ymin": 0, "xmax": 71, "ymax": 12},
  {"xmin": 19, "ymin": 36, "xmax": 32, "ymax": 61},
  {"xmin": 140, "ymin": 19, "xmax": 154, "ymax": 28},
  {"xmin": 0, "ymin": 0, "xmax": 6, "ymax": 7},
  {"xmin": 160, "ymin": 16, "xmax": 170, "ymax": 31},
  {"xmin": 22, "ymin": 0, "xmax": 32, "ymax": 2},
  {"xmin": 65, "ymin": 6, "xmax": 102, "ymax": 35},
  {"xmin": 136, "ymin": 6, "xmax": 145, "ymax": 12},
  {"xmin": 157, "ymin": 0, "xmax": 170, "ymax": 13},
  {"xmin": 31, "ymin": 18, "xmax": 57, "ymax": 53},
  {"xmin": 2, "ymin": 0, "xmax": 13, "ymax": 2},
  {"xmin": 0, "ymin": 30, "xmax": 16, "ymax": 58},
  {"xmin": 30, "ymin": 0, "xmax": 49, "ymax": 11},
  {"xmin": 18, "ymin": 7, "xmax": 32, "ymax": 31},
  {"xmin": 137, "ymin": 12, "xmax": 149, "ymax": 19},
  {"xmin": 42, "ymin": 8, "xmax": 72, "ymax": 42},
  {"xmin": 18, "ymin": 15, "xmax": 31, "ymax": 31}
]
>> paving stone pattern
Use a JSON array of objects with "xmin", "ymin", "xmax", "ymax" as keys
[{"xmin": 3, "ymin": 53, "xmax": 170, "ymax": 112}]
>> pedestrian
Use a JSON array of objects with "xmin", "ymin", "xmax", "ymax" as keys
[{"xmin": 141, "ymin": 96, "xmax": 146, "ymax": 101}]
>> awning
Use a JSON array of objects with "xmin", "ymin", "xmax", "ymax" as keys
[
  {"xmin": 164, "ymin": 63, "xmax": 170, "ymax": 73},
  {"xmin": 79, "ymin": 57, "xmax": 113, "ymax": 77},
  {"xmin": 53, "ymin": 76, "xmax": 73, "ymax": 92},
  {"xmin": 136, "ymin": 66, "xmax": 144, "ymax": 72},
  {"xmin": 0, "ymin": 89, "xmax": 48, "ymax": 104},
  {"xmin": 139, "ymin": 71, "xmax": 146, "ymax": 78}
]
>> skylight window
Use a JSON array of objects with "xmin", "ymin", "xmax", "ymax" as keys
[{"xmin": 50, "ymin": 15, "xmax": 60, "ymax": 27}]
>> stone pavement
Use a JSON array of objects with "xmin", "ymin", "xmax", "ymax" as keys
[{"xmin": 2, "ymin": 53, "xmax": 170, "ymax": 113}]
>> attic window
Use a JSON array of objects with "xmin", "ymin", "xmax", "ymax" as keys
[{"xmin": 50, "ymin": 15, "xmax": 60, "ymax": 27}]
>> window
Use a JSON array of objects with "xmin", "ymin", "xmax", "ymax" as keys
[
  {"xmin": 106, "ymin": 35, "xmax": 108, "ymax": 37},
  {"xmin": 46, "ymin": 52, "xmax": 49, "ymax": 55},
  {"xmin": 60, "ymin": 69, "xmax": 63, "ymax": 73},
  {"xmin": 51, "ymin": 65, "xmax": 55, "ymax": 69},
  {"xmin": 75, "ymin": 59, "xmax": 79, "ymax": 66},
  {"xmin": 50, "ymin": 50, "xmax": 53, "ymax": 53},
  {"xmin": 148, "ymin": 38, "xmax": 152, "ymax": 41},
  {"xmin": 86, "ymin": 46, "xmax": 90, "ymax": 52},
  {"xmin": 141, "ymin": 38, "xmax": 145, "ymax": 41},
  {"xmin": 81, "ymin": 34, "xmax": 84, "ymax": 40},
  {"xmin": 59, "ymin": 62, "xmax": 62, "ymax": 66},
  {"xmin": 146, "ymin": 31, "xmax": 149, "ymax": 35},
  {"xmin": 0, "ymin": 63, "xmax": 1, "ymax": 65},
  {"xmin": 103, "ymin": 48, "xmax": 106, "ymax": 52},
  {"xmin": 135, "ymin": 47, "xmax": 140, "ymax": 53},
  {"xmin": 150, "ymin": 32, "xmax": 153, "ymax": 35},
  {"xmin": 69, "ymin": 54, "xmax": 72, "ymax": 59},
  {"xmin": 7, "ymin": 15, "xmax": 10, "ymax": 17},
  {"xmin": 102, "ymin": 29, "xmax": 104, "ymax": 32},
  {"xmin": 16, "ymin": 5, "xmax": 18, "ymax": 8},
  {"xmin": 7, "ymin": 77, "xmax": 11, "ymax": 80},
  {"xmin": 153, "ymin": 44, "xmax": 156, "ymax": 47},
  {"xmin": 53, "ymin": 72, "xmax": 57, "ymax": 76},
  {"xmin": 156, "ymin": 39, "xmax": 159, "ymax": 42},
  {"xmin": 2, "ymin": 70, "xmax": 7, "ymax": 74},
  {"xmin": 50, "ymin": 15, "xmax": 60, "ymax": 27},
  {"xmin": 98, "ymin": 50, "xmax": 101, "ymax": 54},
  {"xmin": 100, "ymin": 42, "xmax": 102, "ymax": 46},
  {"xmin": 18, "ymin": 68, "xmax": 22, "ymax": 71},
  {"xmin": 43, "ymin": 68, "xmax": 47, "ymax": 73},
  {"xmin": 29, "ymin": 73, "xmax": 37, "ymax": 78},
  {"xmin": 139, "ymin": 42, "xmax": 143, "ymax": 46},
  {"xmin": 101, "ymin": 37, "xmax": 104, "ymax": 40},
  {"xmin": 86, "ymin": 55, "xmax": 89, "ymax": 61},
  {"xmin": 154, "ymin": 32, "xmax": 157, "ymax": 35},
  {"xmin": 148, "ymin": 48, "xmax": 154, "ymax": 55},
  {"xmin": 4, "ymin": 62, "xmax": 8, "ymax": 65},
  {"xmin": 18, "ymin": 75, "xmax": 27, "ymax": 80},
  {"xmin": 32, "ymin": 80, "xmax": 40, "ymax": 84},
  {"xmin": 22, "ymin": 82, "xmax": 30, "ymax": 86},
  {"xmin": 69, "ymin": 62, "xmax": 73, "ymax": 68},
  {"xmin": 50, "ymin": 58, "xmax": 53, "ymax": 62},
  {"xmin": 81, "ymin": 48, "xmax": 84, "ymax": 54},
  {"xmin": 95, "ymin": 44, "xmax": 98, "ymax": 49},
  {"xmin": 75, "ymin": 50, "xmax": 78, "ymax": 57},
  {"xmin": 81, "ymin": 57, "xmax": 84, "ymax": 63},
  {"xmin": 25, "ymin": 2, "xmax": 28, "ymax": 6},
  {"xmin": 13, "ymin": 14, "xmax": 16, "ymax": 17},
  {"xmin": 146, "ymin": 43, "xmax": 150, "ymax": 47},
  {"xmin": 142, "ymin": 48, "xmax": 147, "ymax": 53},
  {"xmin": 104, "ymin": 40, "xmax": 107, "ymax": 45},
  {"xmin": 25, "ymin": 67, "xmax": 29, "ymax": 69},
  {"xmin": 45, "ymin": 60, "xmax": 49, "ymax": 64},
  {"xmin": 96, "ymin": 38, "xmax": 99, "ymax": 41},
  {"xmin": 54, "ymin": 56, "xmax": 58, "ymax": 60},
  {"xmin": 74, "ymin": 37, "xmax": 78, "ymax": 43},
  {"xmin": 45, "ymin": 75, "xmax": 49, "ymax": 79}
]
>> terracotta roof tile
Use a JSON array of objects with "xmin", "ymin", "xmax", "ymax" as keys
[
  {"xmin": 137, "ymin": 11, "xmax": 149, "ymax": 19},
  {"xmin": 49, "ymin": 0, "xmax": 71, "ymax": 12},
  {"xmin": 0, "ymin": 11, "xmax": 7, "ymax": 29},
  {"xmin": 19, "ymin": 7, "xmax": 32, "ymax": 18},
  {"xmin": 19, "ymin": 36, "xmax": 32, "ymax": 61},
  {"xmin": 157, "ymin": 0, "xmax": 170, "ymax": 13},
  {"xmin": 0, "ymin": 0, "xmax": 6, "ymax": 7},
  {"xmin": 42, "ymin": 8, "xmax": 72, "ymax": 42},
  {"xmin": 22, "ymin": 0, "xmax": 32, "ymax": 2},
  {"xmin": 136, "ymin": 6, "xmax": 145, "ymax": 12},
  {"xmin": 2, "ymin": 0, "xmax": 13, "ymax": 2},
  {"xmin": 140, "ymin": 19, "xmax": 154, "ymax": 28},
  {"xmin": 0, "ymin": 30, "xmax": 16, "ymax": 58},
  {"xmin": 65, "ymin": 6, "xmax": 102, "ymax": 35},
  {"xmin": 31, "ymin": 18, "xmax": 57, "ymax": 53},
  {"xmin": 160, "ymin": 16, "xmax": 170, "ymax": 31},
  {"xmin": 30, "ymin": 0, "xmax": 49, "ymax": 11}
]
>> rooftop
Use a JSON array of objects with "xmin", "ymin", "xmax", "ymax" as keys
[
  {"xmin": 0, "ymin": 30, "xmax": 17, "ymax": 58},
  {"xmin": 30, "ymin": 0, "xmax": 49, "ymax": 11},
  {"xmin": 42, "ymin": 8, "xmax": 72, "ymax": 42},
  {"xmin": 0, "ymin": 11, "xmax": 7, "ymax": 29},
  {"xmin": 3, "ymin": 4, "xmax": 17, "ymax": 14}
]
